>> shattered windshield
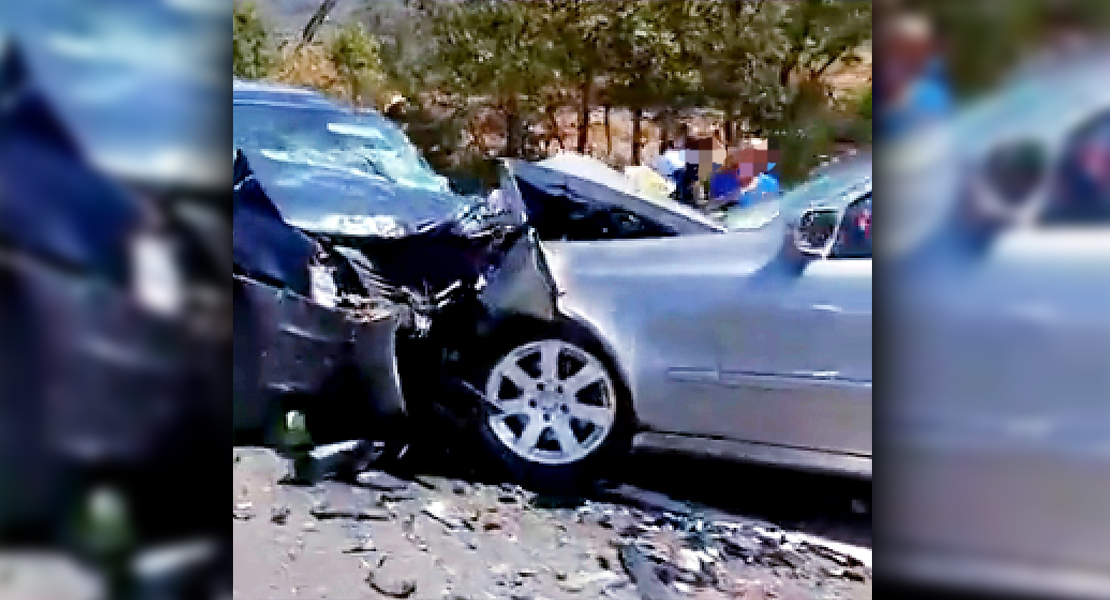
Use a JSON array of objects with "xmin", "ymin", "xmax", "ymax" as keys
[{"xmin": 233, "ymin": 101, "xmax": 451, "ymax": 193}]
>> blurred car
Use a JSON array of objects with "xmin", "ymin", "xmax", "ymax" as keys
[
  {"xmin": 884, "ymin": 49, "xmax": 1110, "ymax": 599},
  {"xmin": 233, "ymin": 80, "xmax": 874, "ymax": 489},
  {"xmin": 0, "ymin": 38, "xmax": 228, "ymax": 571}
]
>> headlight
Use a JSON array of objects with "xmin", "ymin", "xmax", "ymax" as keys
[
  {"xmin": 131, "ymin": 232, "xmax": 184, "ymax": 318},
  {"xmin": 308, "ymin": 263, "xmax": 338, "ymax": 308}
]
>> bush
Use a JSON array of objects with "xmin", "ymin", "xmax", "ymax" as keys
[
  {"xmin": 328, "ymin": 22, "xmax": 390, "ymax": 108},
  {"xmin": 233, "ymin": 1, "xmax": 274, "ymax": 79}
]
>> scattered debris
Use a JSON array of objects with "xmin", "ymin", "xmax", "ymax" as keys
[
  {"xmin": 380, "ymin": 489, "xmax": 419, "ymax": 503},
  {"xmin": 343, "ymin": 537, "xmax": 377, "ymax": 553},
  {"xmin": 422, "ymin": 501, "xmax": 474, "ymax": 531},
  {"xmin": 618, "ymin": 543, "xmax": 680, "ymax": 600},
  {"xmin": 310, "ymin": 502, "xmax": 391, "ymax": 521},
  {"xmin": 357, "ymin": 470, "xmax": 412, "ymax": 492},
  {"xmin": 270, "ymin": 504, "xmax": 291, "ymax": 525},
  {"xmin": 367, "ymin": 569, "xmax": 417, "ymax": 598},
  {"xmin": 293, "ymin": 439, "xmax": 377, "ymax": 483},
  {"xmin": 235, "ymin": 449, "xmax": 870, "ymax": 600},
  {"xmin": 233, "ymin": 501, "xmax": 254, "ymax": 521}
]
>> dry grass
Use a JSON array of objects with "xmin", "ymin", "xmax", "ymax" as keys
[{"xmin": 273, "ymin": 41, "xmax": 345, "ymax": 96}]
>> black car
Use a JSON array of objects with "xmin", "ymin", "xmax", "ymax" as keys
[{"xmin": 0, "ymin": 41, "xmax": 229, "ymax": 596}]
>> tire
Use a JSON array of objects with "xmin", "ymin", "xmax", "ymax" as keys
[{"xmin": 466, "ymin": 320, "xmax": 634, "ymax": 491}]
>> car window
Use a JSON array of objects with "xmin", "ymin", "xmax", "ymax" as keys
[
  {"xmin": 1043, "ymin": 110, "xmax": 1110, "ymax": 224},
  {"xmin": 832, "ymin": 193, "xmax": 872, "ymax": 259},
  {"xmin": 558, "ymin": 206, "xmax": 676, "ymax": 241}
]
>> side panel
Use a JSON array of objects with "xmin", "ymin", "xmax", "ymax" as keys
[{"xmin": 543, "ymin": 228, "xmax": 785, "ymax": 437}]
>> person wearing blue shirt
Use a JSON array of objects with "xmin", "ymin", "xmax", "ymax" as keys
[
  {"xmin": 739, "ymin": 167, "xmax": 780, "ymax": 207},
  {"xmin": 877, "ymin": 14, "xmax": 953, "ymax": 141},
  {"xmin": 712, "ymin": 143, "xmax": 781, "ymax": 208}
]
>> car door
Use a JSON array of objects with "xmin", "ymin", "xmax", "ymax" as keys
[
  {"xmin": 713, "ymin": 193, "xmax": 872, "ymax": 456},
  {"xmin": 541, "ymin": 221, "xmax": 785, "ymax": 440}
]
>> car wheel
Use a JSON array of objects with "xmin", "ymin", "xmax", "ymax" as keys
[{"xmin": 471, "ymin": 325, "xmax": 632, "ymax": 490}]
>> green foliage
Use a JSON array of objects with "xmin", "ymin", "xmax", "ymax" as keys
[
  {"xmin": 236, "ymin": 0, "xmax": 874, "ymax": 184},
  {"xmin": 903, "ymin": 0, "xmax": 1110, "ymax": 99},
  {"xmin": 233, "ymin": 1, "xmax": 274, "ymax": 79},
  {"xmin": 328, "ymin": 22, "xmax": 389, "ymax": 107}
]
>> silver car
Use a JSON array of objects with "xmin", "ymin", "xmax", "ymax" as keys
[
  {"xmin": 506, "ymin": 156, "xmax": 873, "ymax": 480},
  {"xmin": 884, "ymin": 51, "xmax": 1110, "ymax": 599}
]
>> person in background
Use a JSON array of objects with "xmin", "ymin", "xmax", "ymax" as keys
[
  {"xmin": 653, "ymin": 139, "xmax": 686, "ymax": 186},
  {"xmin": 715, "ymin": 140, "xmax": 780, "ymax": 208},
  {"xmin": 709, "ymin": 149, "xmax": 744, "ymax": 204},
  {"xmin": 740, "ymin": 141, "xmax": 781, "ymax": 207},
  {"xmin": 877, "ymin": 13, "xmax": 953, "ymax": 140}
]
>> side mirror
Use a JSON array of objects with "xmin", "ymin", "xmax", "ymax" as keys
[
  {"xmin": 793, "ymin": 208, "xmax": 841, "ymax": 257},
  {"xmin": 970, "ymin": 139, "xmax": 1049, "ymax": 225}
]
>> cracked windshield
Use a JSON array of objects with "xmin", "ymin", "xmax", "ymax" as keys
[{"xmin": 234, "ymin": 101, "xmax": 451, "ymax": 193}]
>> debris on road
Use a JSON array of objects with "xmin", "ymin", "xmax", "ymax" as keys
[
  {"xmin": 233, "ymin": 448, "xmax": 871, "ymax": 600},
  {"xmin": 367, "ymin": 565, "xmax": 417, "ymax": 598},
  {"xmin": 618, "ymin": 543, "xmax": 681, "ymax": 600},
  {"xmin": 270, "ymin": 504, "xmax": 290, "ymax": 525},
  {"xmin": 232, "ymin": 501, "xmax": 254, "ymax": 521},
  {"xmin": 357, "ymin": 470, "xmax": 412, "ymax": 492},
  {"xmin": 422, "ymin": 501, "xmax": 474, "ymax": 532}
]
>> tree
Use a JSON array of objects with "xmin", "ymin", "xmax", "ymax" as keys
[
  {"xmin": 345, "ymin": 0, "xmax": 872, "ymax": 181},
  {"xmin": 745, "ymin": 0, "xmax": 872, "ymax": 183},
  {"xmin": 536, "ymin": 0, "xmax": 614, "ymax": 153},
  {"xmin": 602, "ymin": 1, "xmax": 698, "ymax": 164},
  {"xmin": 418, "ymin": 1, "xmax": 562, "ymax": 157},
  {"xmin": 328, "ymin": 22, "xmax": 390, "ymax": 108},
  {"xmin": 900, "ymin": 0, "xmax": 1110, "ymax": 98}
]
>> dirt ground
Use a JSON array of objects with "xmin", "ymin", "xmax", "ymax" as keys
[{"xmin": 232, "ymin": 446, "xmax": 871, "ymax": 600}]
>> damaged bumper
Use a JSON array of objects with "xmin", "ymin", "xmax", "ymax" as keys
[{"xmin": 233, "ymin": 274, "xmax": 407, "ymax": 437}]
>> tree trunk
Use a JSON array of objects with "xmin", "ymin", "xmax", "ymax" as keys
[
  {"xmin": 505, "ymin": 111, "xmax": 519, "ymax": 157},
  {"xmin": 548, "ymin": 105, "xmax": 564, "ymax": 151},
  {"xmin": 659, "ymin": 110, "xmax": 670, "ymax": 149},
  {"xmin": 631, "ymin": 107, "xmax": 643, "ymax": 166},
  {"xmin": 577, "ymin": 77, "xmax": 591, "ymax": 153},
  {"xmin": 604, "ymin": 105, "xmax": 612, "ymax": 155},
  {"xmin": 302, "ymin": 0, "xmax": 339, "ymax": 44}
]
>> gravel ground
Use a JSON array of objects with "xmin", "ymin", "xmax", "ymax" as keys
[{"xmin": 232, "ymin": 446, "xmax": 871, "ymax": 600}]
